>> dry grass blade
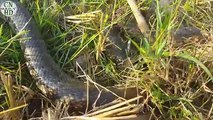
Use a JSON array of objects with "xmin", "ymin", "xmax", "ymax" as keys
[
  {"xmin": 66, "ymin": 10, "xmax": 101, "ymax": 23},
  {"xmin": 0, "ymin": 71, "xmax": 15, "ymax": 108},
  {"xmin": 116, "ymin": 104, "xmax": 142, "ymax": 116},
  {"xmin": 87, "ymin": 96, "xmax": 142, "ymax": 116},
  {"xmin": 62, "ymin": 114, "xmax": 150, "ymax": 120},
  {"xmin": 126, "ymin": 0, "xmax": 150, "ymax": 39},
  {"xmin": 0, "ymin": 71, "xmax": 22, "ymax": 119},
  {"xmin": 94, "ymin": 104, "xmax": 137, "ymax": 117},
  {"xmin": 0, "ymin": 71, "xmax": 35, "ymax": 119},
  {"xmin": 0, "ymin": 104, "xmax": 28, "ymax": 116}
]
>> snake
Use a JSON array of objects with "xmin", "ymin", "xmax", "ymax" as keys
[
  {"xmin": 0, "ymin": 0, "xmax": 141, "ymax": 107},
  {"xmin": 0, "ymin": 0, "xmax": 203, "ymax": 107},
  {"xmin": 0, "ymin": 0, "xmax": 88, "ymax": 102}
]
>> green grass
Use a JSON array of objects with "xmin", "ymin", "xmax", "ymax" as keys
[{"xmin": 0, "ymin": 0, "xmax": 213, "ymax": 119}]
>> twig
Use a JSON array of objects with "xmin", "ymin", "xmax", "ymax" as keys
[{"xmin": 126, "ymin": 0, "xmax": 153, "ymax": 42}]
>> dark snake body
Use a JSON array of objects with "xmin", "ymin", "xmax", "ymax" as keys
[
  {"xmin": 0, "ymin": 0, "xmax": 141, "ymax": 107},
  {"xmin": 0, "ymin": 0, "xmax": 91, "ymax": 102},
  {"xmin": 0, "ymin": 0, "xmax": 202, "ymax": 106}
]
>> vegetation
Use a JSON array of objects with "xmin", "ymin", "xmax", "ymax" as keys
[{"xmin": 0, "ymin": 0, "xmax": 213, "ymax": 119}]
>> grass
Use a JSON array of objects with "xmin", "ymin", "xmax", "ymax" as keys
[{"xmin": 0, "ymin": 0, "xmax": 213, "ymax": 119}]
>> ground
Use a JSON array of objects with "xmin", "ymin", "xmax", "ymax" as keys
[{"xmin": 0, "ymin": 0, "xmax": 213, "ymax": 120}]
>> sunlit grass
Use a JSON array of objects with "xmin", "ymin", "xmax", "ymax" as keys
[{"xmin": 0, "ymin": 0, "xmax": 213, "ymax": 119}]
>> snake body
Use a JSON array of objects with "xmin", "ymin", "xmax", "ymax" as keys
[
  {"xmin": 0, "ymin": 0, "xmax": 90, "ymax": 102},
  {"xmin": 0, "ymin": 0, "xmax": 203, "ymax": 107},
  {"xmin": 0, "ymin": 0, "xmax": 141, "ymax": 107}
]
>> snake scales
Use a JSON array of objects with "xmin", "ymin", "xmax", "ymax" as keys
[
  {"xmin": 0, "ymin": 0, "xmax": 203, "ymax": 107},
  {"xmin": 0, "ymin": 0, "xmax": 140, "ymax": 106}
]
